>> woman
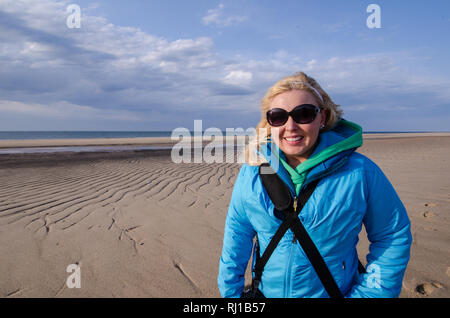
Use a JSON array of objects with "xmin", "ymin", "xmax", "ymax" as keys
[{"xmin": 217, "ymin": 71, "xmax": 412, "ymax": 298}]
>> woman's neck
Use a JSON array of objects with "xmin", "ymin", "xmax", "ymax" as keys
[
  {"xmin": 284, "ymin": 140, "xmax": 319, "ymax": 169},
  {"xmin": 286, "ymin": 155, "xmax": 306, "ymax": 169}
]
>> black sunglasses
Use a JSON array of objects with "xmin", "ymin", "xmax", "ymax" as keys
[{"xmin": 266, "ymin": 104, "xmax": 321, "ymax": 127}]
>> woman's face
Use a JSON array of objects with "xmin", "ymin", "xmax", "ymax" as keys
[{"xmin": 269, "ymin": 89, "xmax": 327, "ymax": 167}]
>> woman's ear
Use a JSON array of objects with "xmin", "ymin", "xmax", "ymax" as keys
[{"xmin": 320, "ymin": 109, "xmax": 328, "ymax": 127}]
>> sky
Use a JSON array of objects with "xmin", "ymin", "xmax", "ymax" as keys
[{"xmin": 0, "ymin": 0, "xmax": 449, "ymax": 132}]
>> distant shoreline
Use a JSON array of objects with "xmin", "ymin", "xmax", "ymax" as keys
[
  {"xmin": 0, "ymin": 133, "xmax": 450, "ymax": 154},
  {"xmin": 0, "ymin": 130, "xmax": 449, "ymax": 141}
]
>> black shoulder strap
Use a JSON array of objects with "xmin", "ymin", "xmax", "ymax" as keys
[
  {"xmin": 254, "ymin": 163, "xmax": 344, "ymax": 298},
  {"xmin": 289, "ymin": 209, "xmax": 344, "ymax": 298},
  {"xmin": 252, "ymin": 176, "xmax": 320, "ymax": 290}
]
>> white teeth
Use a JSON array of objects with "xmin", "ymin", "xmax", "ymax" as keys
[{"xmin": 285, "ymin": 136, "xmax": 303, "ymax": 142}]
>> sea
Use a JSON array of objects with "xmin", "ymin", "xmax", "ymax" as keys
[
  {"xmin": 0, "ymin": 131, "xmax": 174, "ymax": 140},
  {"xmin": 0, "ymin": 131, "xmax": 251, "ymax": 155},
  {"xmin": 0, "ymin": 130, "xmax": 432, "ymax": 141},
  {"xmin": 0, "ymin": 130, "xmax": 437, "ymax": 155}
]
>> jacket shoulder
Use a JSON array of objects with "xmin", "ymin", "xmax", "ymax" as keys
[
  {"xmin": 237, "ymin": 163, "xmax": 260, "ymax": 179},
  {"xmin": 347, "ymin": 152, "xmax": 383, "ymax": 174},
  {"xmin": 345, "ymin": 152, "xmax": 393, "ymax": 190},
  {"xmin": 234, "ymin": 164, "xmax": 268, "ymax": 200}
]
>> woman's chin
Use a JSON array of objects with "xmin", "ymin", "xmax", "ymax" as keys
[{"xmin": 280, "ymin": 144, "xmax": 307, "ymax": 156}]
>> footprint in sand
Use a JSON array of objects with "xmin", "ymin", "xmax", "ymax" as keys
[
  {"xmin": 424, "ymin": 202, "xmax": 437, "ymax": 207},
  {"xmin": 415, "ymin": 282, "xmax": 443, "ymax": 296},
  {"xmin": 423, "ymin": 211, "xmax": 434, "ymax": 218}
]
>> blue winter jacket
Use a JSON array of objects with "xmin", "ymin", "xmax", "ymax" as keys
[{"xmin": 218, "ymin": 120, "xmax": 412, "ymax": 298}]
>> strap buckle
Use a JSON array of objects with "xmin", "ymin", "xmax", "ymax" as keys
[{"xmin": 252, "ymin": 278, "xmax": 261, "ymax": 290}]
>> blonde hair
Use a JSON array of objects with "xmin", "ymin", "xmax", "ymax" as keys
[{"xmin": 245, "ymin": 71, "xmax": 343, "ymax": 165}]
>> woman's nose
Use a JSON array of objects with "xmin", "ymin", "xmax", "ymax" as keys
[{"xmin": 285, "ymin": 116, "xmax": 299, "ymax": 131}]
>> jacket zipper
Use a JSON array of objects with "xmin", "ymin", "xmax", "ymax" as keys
[
  {"xmin": 285, "ymin": 196, "xmax": 298, "ymax": 297},
  {"xmin": 292, "ymin": 196, "xmax": 298, "ymax": 244}
]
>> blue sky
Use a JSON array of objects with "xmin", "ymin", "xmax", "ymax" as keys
[{"xmin": 0, "ymin": 0, "xmax": 449, "ymax": 131}]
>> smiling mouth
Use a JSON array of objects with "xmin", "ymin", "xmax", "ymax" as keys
[{"xmin": 284, "ymin": 136, "xmax": 304, "ymax": 142}]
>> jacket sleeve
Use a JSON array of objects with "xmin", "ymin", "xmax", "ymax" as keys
[
  {"xmin": 218, "ymin": 165, "xmax": 256, "ymax": 298},
  {"xmin": 346, "ymin": 162, "xmax": 412, "ymax": 298}
]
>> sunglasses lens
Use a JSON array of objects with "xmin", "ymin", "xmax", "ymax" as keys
[
  {"xmin": 267, "ymin": 109, "xmax": 288, "ymax": 127},
  {"xmin": 291, "ymin": 104, "xmax": 318, "ymax": 124},
  {"xmin": 267, "ymin": 104, "xmax": 319, "ymax": 127}
]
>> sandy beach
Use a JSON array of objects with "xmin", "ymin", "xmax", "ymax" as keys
[{"xmin": 0, "ymin": 134, "xmax": 449, "ymax": 298}]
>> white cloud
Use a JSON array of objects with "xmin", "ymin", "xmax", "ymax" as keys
[
  {"xmin": 202, "ymin": 3, "xmax": 247, "ymax": 27},
  {"xmin": 0, "ymin": 100, "xmax": 143, "ymax": 121},
  {"xmin": 140, "ymin": 37, "xmax": 216, "ymax": 72},
  {"xmin": 306, "ymin": 59, "xmax": 317, "ymax": 68},
  {"xmin": 223, "ymin": 70, "xmax": 253, "ymax": 86},
  {"xmin": 304, "ymin": 54, "xmax": 450, "ymax": 104}
]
